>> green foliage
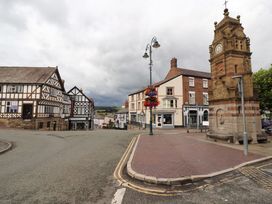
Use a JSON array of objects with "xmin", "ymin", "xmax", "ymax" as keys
[{"xmin": 253, "ymin": 65, "xmax": 272, "ymax": 114}]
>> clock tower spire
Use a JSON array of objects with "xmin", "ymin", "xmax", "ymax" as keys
[{"xmin": 207, "ymin": 9, "xmax": 264, "ymax": 143}]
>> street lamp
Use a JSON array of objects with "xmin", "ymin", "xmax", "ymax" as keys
[
  {"xmin": 143, "ymin": 36, "xmax": 160, "ymax": 135},
  {"xmin": 232, "ymin": 75, "xmax": 248, "ymax": 156}
]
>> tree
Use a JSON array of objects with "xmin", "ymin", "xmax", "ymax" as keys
[{"xmin": 253, "ymin": 65, "xmax": 272, "ymax": 116}]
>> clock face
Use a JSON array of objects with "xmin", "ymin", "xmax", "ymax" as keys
[{"xmin": 215, "ymin": 43, "xmax": 223, "ymax": 54}]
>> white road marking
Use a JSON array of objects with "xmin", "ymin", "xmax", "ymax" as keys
[{"xmin": 111, "ymin": 188, "xmax": 126, "ymax": 204}]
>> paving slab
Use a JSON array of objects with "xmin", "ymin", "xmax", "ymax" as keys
[{"xmin": 130, "ymin": 132, "xmax": 264, "ymax": 179}]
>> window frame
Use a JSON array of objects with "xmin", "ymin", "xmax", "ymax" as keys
[
  {"xmin": 203, "ymin": 79, "xmax": 208, "ymax": 88},
  {"xmin": 189, "ymin": 91, "xmax": 195, "ymax": 105},
  {"xmin": 203, "ymin": 92, "xmax": 209, "ymax": 105},
  {"xmin": 166, "ymin": 87, "xmax": 174, "ymax": 96},
  {"xmin": 6, "ymin": 101, "xmax": 18, "ymax": 113},
  {"xmin": 189, "ymin": 77, "xmax": 195, "ymax": 87}
]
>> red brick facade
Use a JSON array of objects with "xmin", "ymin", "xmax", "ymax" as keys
[{"xmin": 182, "ymin": 76, "xmax": 210, "ymax": 105}]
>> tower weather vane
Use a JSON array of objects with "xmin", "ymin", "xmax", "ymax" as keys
[{"xmin": 224, "ymin": 0, "xmax": 228, "ymax": 9}]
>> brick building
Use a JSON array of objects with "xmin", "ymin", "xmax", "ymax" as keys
[{"xmin": 128, "ymin": 58, "xmax": 211, "ymax": 128}]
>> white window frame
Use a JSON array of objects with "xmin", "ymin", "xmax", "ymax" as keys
[
  {"xmin": 203, "ymin": 92, "xmax": 209, "ymax": 105},
  {"xmin": 7, "ymin": 85, "xmax": 23, "ymax": 93},
  {"xmin": 163, "ymin": 99, "xmax": 176, "ymax": 108},
  {"xmin": 203, "ymin": 79, "xmax": 208, "ymax": 88},
  {"xmin": 189, "ymin": 91, "xmax": 195, "ymax": 105},
  {"xmin": 189, "ymin": 77, "xmax": 195, "ymax": 87},
  {"xmin": 6, "ymin": 101, "xmax": 18, "ymax": 113}
]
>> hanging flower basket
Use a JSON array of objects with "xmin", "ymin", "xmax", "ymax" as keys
[
  {"xmin": 145, "ymin": 86, "xmax": 158, "ymax": 97},
  {"xmin": 144, "ymin": 86, "xmax": 159, "ymax": 107}
]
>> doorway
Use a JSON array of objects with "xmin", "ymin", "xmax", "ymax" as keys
[
  {"xmin": 22, "ymin": 104, "xmax": 33, "ymax": 119},
  {"xmin": 188, "ymin": 110, "xmax": 197, "ymax": 128}
]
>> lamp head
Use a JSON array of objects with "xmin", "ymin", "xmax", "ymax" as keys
[
  {"xmin": 143, "ymin": 52, "xmax": 149, "ymax": 58},
  {"xmin": 152, "ymin": 40, "xmax": 160, "ymax": 48}
]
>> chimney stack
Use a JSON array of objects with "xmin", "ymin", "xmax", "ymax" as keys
[{"xmin": 171, "ymin": 58, "xmax": 177, "ymax": 68}]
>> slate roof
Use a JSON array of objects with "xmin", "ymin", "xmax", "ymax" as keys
[
  {"xmin": 178, "ymin": 68, "xmax": 211, "ymax": 78},
  {"xmin": 129, "ymin": 67, "xmax": 210, "ymax": 96},
  {"xmin": 116, "ymin": 108, "xmax": 128, "ymax": 114},
  {"xmin": 0, "ymin": 66, "xmax": 57, "ymax": 84}
]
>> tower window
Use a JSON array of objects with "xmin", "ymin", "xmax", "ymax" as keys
[
  {"xmin": 234, "ymin": 65, "xmax": 238, "ymax": 73},
  {"xmin": 235, "ymin": 40, "xmax": 238, "ymax": 49}
]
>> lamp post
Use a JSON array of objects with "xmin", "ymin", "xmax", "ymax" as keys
[
  {"xmin": 232, "ymin": 75, "xmax": 248, "ymax": 156},
  {"xmin": 143, "ymin": 36, "xmax": 160, "ymax": 135}
]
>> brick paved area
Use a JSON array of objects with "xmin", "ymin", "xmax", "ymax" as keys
[{"xmin": 131, "ymin": 132, "xmax": 264, "ymax": 178}]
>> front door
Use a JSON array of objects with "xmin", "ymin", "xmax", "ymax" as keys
[
  {"xmin": 157, "ymin": 114, "xmax": 162, "ymax": 127},
  {"xmin": 22, "ymin": 104, "xmax": 33, "ymax": 119}
]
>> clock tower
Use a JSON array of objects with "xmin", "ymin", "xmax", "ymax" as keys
[{"xmin": 207, "ymin": 8, "xmax": 263, "ymax": 143}]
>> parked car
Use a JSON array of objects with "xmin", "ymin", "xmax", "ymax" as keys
[
  {"xmin": 265, "ymin": 126, "xmax": 272, "ymax": 136},
  {"xmin": 262, "ymin": 119, "xmax": 272, "ymax": 128}
]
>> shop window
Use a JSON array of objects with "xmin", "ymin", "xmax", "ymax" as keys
[
  {"xmin": 163, "ymin": 114, "xmax": 172, "ymax": 124},
  {"xmin": 203, "ymin": 110, "xmax": 209, "ymax": 121}
]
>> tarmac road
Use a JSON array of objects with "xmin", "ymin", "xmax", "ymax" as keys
[
  {"xmin": 0, "ymin": 129, "xmax": 142, "ymax": 204},
  {"xmin": 1, "ymin": 128, "xmax": 272, "ymax": 204}
]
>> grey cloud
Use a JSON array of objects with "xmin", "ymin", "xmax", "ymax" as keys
[{"xmin": 0, "ymin": 0, "xmax": 271, "ymax": 106}]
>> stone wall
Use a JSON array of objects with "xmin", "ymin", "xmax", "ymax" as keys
[
  {"xmin": 208, "ymin": 100, "xmax": 261, "ymax": 143},
  {"xmin": 0, "ymin": 117, "xmax": 68, "ymax": 130}
]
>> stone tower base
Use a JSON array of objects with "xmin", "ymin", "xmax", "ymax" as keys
[{"xmin": 207, "ymin": 100, "xmax": 264, "ymax": 144}]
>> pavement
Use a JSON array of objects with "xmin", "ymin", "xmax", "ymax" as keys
[{"xmin": 127, "ymin": 129, "xmax": 272, "ymax": 185}]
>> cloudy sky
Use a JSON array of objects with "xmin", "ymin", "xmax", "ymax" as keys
[{"xmin": 0, "ymin": 0, "xmax": 271, "ymax": 106}]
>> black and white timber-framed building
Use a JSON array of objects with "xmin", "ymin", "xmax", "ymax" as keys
[
  {"xmin": 0, "ymin": 66, "xmax": 70, "ymax": 130},
  {"xmin": 67, "ymin": 86, "xmax": 95, "ymax": 130}
]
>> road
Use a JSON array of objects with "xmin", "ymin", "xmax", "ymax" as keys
[
  {"xmin": 1, "ymin": 129, "xmax": 272, "ymax": 204},
  {"xmin": 0, "ymin": 129, "xmax": 142, "ymax": 204}
]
